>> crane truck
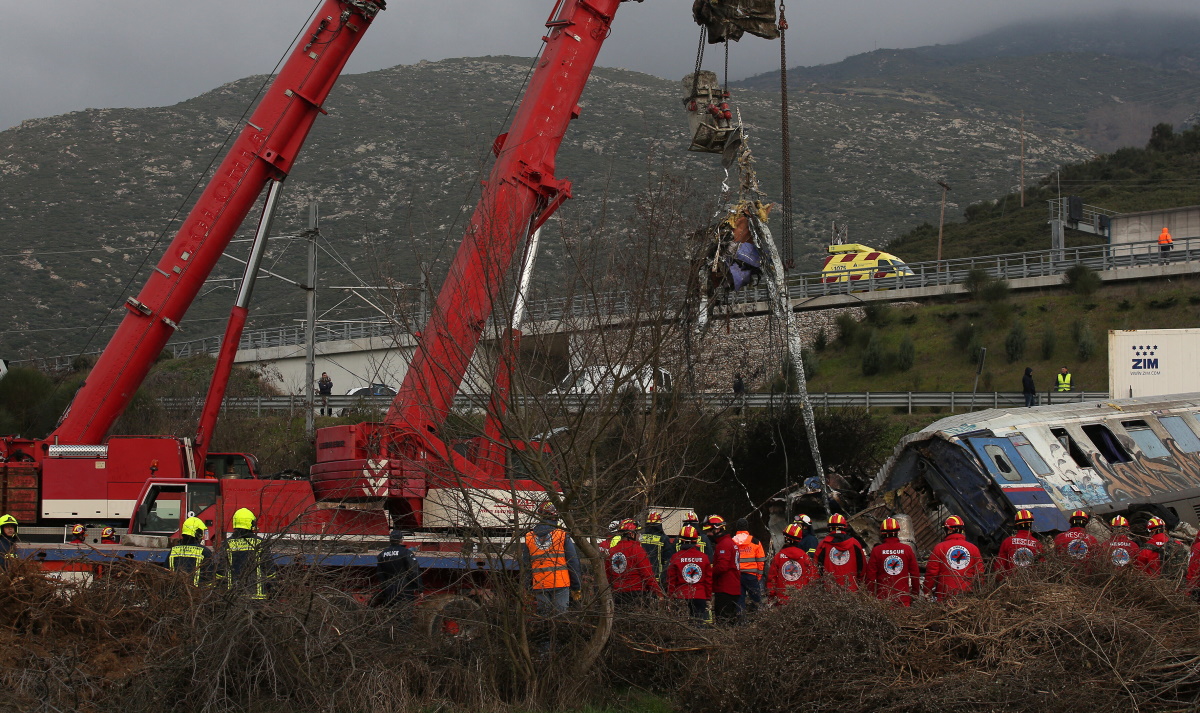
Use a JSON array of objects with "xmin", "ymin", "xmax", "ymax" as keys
[
  {"xmin": 6, "ymin": 0, "xmax": 639, "ymax": 607},
  {"xmin": 0, "ymin": 0, "xmax": 385, "ymax": 551}
]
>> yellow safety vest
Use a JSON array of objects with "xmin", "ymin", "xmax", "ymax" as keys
[
  {"xmin": 225, "ymin": 537, "xmax": 266, "ymax": 599},
  {"xmin": 1057, "ymin": 373, "xmax": 1072, "ymax": 392},
  {"xmin": 169, "ymin": 544, "xmax": 207, "ymax": 586}
]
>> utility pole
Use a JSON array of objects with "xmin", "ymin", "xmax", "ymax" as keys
[
  {"xmin": 1019, "ymin": 111, "xmax": 1026, "ymax": 208},
  {"xmin": 304, "ymin": 199, "xmax": 318, "ymax": 440},
  {"xmin": 937, "ymin": 180, "xmax": 952, "ymax": 266}
]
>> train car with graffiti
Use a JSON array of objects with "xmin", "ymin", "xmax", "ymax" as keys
[{"xmin": 860, "ymin": 394, "xmax": 1200, "ymax": 554}]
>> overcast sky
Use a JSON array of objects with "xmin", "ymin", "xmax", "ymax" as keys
[{"xmin": 3, "ymin": 0, "xmax": 1199, "ymax": 132}]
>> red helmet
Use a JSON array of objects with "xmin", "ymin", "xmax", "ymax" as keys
[
  {"xmin": 101, "ymin": 527, "xmax": 115, "ymax": 539},
  {"xmin": 880, "ymin": 517, "xmax": 900, "ymax": 535},
  {"xmin": 1110, "ymin": 515, "xmax": 1130, "ymax": 529},
  {"xmin": 944, "ymin": 515, "xmax": 965, "ymax": 532},
  {"xmin": 1147, "ymin": 517, "xmax": 1166, "ymax": 533},
  {"xmin": 71, "ymin": 524, "xmax": 85, "ymax": 536},
  {"xmin": 646, "ymin": 511, "xmax": 663, "ymax": 524},
  {"xmin": 1014, "ymin": 510, "xmax": 1035, "ymax": 527},
  {"xmin": 682, "ymin": 510, "xmax": 699, "ymax": 524},
  {"xmin": 828, "ymin": 513, "xmax": 848, "ymax": 531},
  {"xmin": 536, "ymin": 501, "xmax": 558, "ymax": 519},
  {"xmin": 618, "ymin": 518, "xmax": 638, "ymax": 533},
  {"xmin": 784, "ymin": 523, "xmax": 805, "ymax": 540},
  {"xmin": 678, "ymin": 525, "xmax": 700, "ymax": 541},
  {"xmin": 704, "ymin": 515, "xmax": 726, "ymax": 533},
  {"xmin": 1070, "ymin": 510, "xmax": 1089, "ymax": 527}
]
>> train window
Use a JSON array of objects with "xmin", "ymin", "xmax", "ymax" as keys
[
  {"xmin": 1162, "ymin": 416, "xmax": 1200, "ymax": 453},
  {"xmin": 1122, "ymin": 420, "xmax": 1171, "ymax": 459},
  {"xmin": 984, "ymin": 445, "xmax": 1020, "ymax": 481},
  {"xmin": 1050, "ymin": 428, "xmax": 1093, "ymax": 468},
  {"xmin": 1081, "ymin": 424, "xmax": 1132, "ymax": 463},
  {"xmin": 1008, "ymin": 436, "xmax": 1053, "ymax": 476}
]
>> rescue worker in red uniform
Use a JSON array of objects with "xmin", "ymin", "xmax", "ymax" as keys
[
  {"xmin": 68, "ymin": 523, "xmax": 86, "ymax": 544},
  {"xmin": 732, "ymin": 517, "xmax": 766, "ymax": 613},
  {"xmin": 100, "ymin": 526, "xmax": 119, "ymax": 545},
  {"xmin": 667, "ymin": 525, "xmax": 712, "ymax": 622},
  {"xmin": 1053, "ymin": 510, "xmax": 1099, "ymax": 563},
  {"xmin": 1135, "ymin": 517, "xmax": 1186, "ymax": 579},
  {"xmin": 813, "ymin": 513, "xmax": 866, "ymax": 591},
  {"xmin": 993, "ymin": 509, "xmax": 1044, "ymax": 578},
  {"xmin": 767, "ymin": 523, "xmax": 815, "ymax": 605},
  {"xmin": 605, "ymin": 519, "xmax": 663, "ymax": 605},
  {"xmin": 1104, "ymin": 516, "xmax": 1139, "ymax": 569},
  {"xmin": 706, "ymin": 515, "xmax": 742, "ymax": 624},
  {"xmin": 864, "ymin": 517, "xmax": 919, "ymax": 606},
  {"xmin": 924, "ymin": 515, "xmax": 984, "ymax": 601}
]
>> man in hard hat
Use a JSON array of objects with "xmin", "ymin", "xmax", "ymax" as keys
[
  {"xmin": 766, "ymin": 523, "xmax": 815, "ymax": 606},
  {"xmin": 374, "ymin": 529, "xmax": 423, "ymax": 608},
  {"xmin": 994, "ymin": 510, "xmax": 1043, "ymax": 578},
  {"xmin": 1104, "ymin": 516, "xmax": 1139, "ymax": 569},
  {"xmin": 170, "ymin": 516, "xmax": 214, "ymax": 586},
  {"xmin": 705, "ymin": 515, "xmax": 742, "ymax": 624},
  {"xmin": 68, "ymin": 523, "xmax": 86, "ymax": 544},
  {"xmin": 732, "ymin": 517, "xmax": 766, "ymax": 614},
  {"xmin": 864, "ymin": 517, "xmax": 919, "ymax": 606},
  {"xmin": 0, "ymin": 514, "xmax": 20, "ymax": 570},
  {"xmin": 667, "ymin": 524, "xmax": 711, "ymax": 622},
  {"xmin": 1135, "ymin": 517, "xmax": 1187, "ymax": 579},
  {"xmin": 606, "ymin": 519, "xmax": 663, "ymax": 606},
  {"xmin": 680, "ymin": 511, "xmax": 714, "ymax": 558},
  {"xmin": 813, "ymin": 513, "xmax": 866, "ymax": 591},
  {"xmin": 924, "ymin": 516, "xmax": 984, "ymax": 601},
  {"xmin": 1054, "ymin": 510, "xmax": 1098, "ymax": 564},
  {"xmin": 640, "ymin": 511, "xmax": 675, "ymax": 587},
  {"xmin": 792, "ymin": 514, "xmax": 819, "ymax": 560},
  {"xmin": 223, "ymin": 507, "xmax": 270, "ymax": 599},
  {"xmin": 522, "ymin": 501, "xmax": 581, "ymax": 617}
]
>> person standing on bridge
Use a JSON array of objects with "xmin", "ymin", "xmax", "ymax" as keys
[
  {"xmin": 1022, "ymin": 367, "xmax": 1037, "ymax": 407},
  {"xmin": 1057, "ymin": 366, "xmax": 1073, "ymax": 394},
  {"xmin": 1159, "ymin": 226, "xmax": 1173, "ymax": 261}
]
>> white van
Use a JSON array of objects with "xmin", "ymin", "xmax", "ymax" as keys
[{"xmin": 549, "ymin": 365, "xmax": 672, "ymax": 396}]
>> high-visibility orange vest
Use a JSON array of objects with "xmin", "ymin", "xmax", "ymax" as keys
[
  {"xmin": 733, "ymin": 531, "xmax": 766, "ymax": 574},
  {"xmin": 525, "ymin": 528, "xmax": 570, "ymax": 589},
  {"xmin": 1160, "ymin": 228, "xmax": 1173, "ymax": 245}
]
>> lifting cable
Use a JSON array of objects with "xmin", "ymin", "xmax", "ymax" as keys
[{"xmin": 778, "ymin": 2, "xmax": 794, "ymax": 271}]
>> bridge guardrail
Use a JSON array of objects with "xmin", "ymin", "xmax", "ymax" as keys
[
  {"xmin": 20, "ymin": 236, "xmax": 1194, "ymax": 370},
  {"xmin": 158, "ymin": 390, "xmax": 1109, "ymax": 416}
]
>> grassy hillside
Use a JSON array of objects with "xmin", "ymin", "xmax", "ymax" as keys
[
  {"xmin": 803, "ymin": 275, "xmax": 1200, "ymax": 395},
  {"xmin": 888, "ymin": 122, "xmax": 1200, "ymax": 262}
]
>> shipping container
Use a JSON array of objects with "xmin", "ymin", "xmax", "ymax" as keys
[{"xmin": 1109, "ymin": 328, "xmax": 1200, "ymax": 399}]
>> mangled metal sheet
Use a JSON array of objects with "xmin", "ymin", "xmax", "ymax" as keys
[{"xmin": 692, "ymin": 0, "xmax": 780, "ymax": 43}]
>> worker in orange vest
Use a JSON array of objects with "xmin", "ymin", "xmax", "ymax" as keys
[
  {"xmin": 522, "ymin": 501, "xmax": 581, "ymax": 617},
  {"xmin": 1159, "ymin": 226, "xmax": 1173, "ymax": 260},
  {"xmin": 732, "ymin": 518, "xmax": 766, "ymax": 614}
]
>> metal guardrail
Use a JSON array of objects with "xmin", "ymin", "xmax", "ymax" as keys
[
  {"xmin": 22, "ymin": 236, "xmax": 1195, "ymax": 371},
  {"xmin": 158, "ymin": 391, "xmax": 1110, "ymax": 416}
]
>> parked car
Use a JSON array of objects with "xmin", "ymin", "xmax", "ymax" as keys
[
  {"xmin": 340, "ymin": 383, "xmax": 396, "ymax": 416},
  {"xmin": 549, "ymin": 365, "xmax": 672, "ymax": 403}
]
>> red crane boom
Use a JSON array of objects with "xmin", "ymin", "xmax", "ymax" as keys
[{"xmin": 51, "ymin": 0, "xmax": 383, "ymax": 446}]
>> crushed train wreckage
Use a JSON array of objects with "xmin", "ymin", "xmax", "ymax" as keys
[{"xmin": 840, "ymin": 394, "xmax": 1200, "ymax": 555}]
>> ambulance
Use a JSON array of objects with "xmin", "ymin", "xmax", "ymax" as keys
[{"xmin": 820, "ymin": 244, "xmax": 914, "ymax": 284}]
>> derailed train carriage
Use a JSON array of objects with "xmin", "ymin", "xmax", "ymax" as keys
[{"xmin": 859, "ymin": 394, "xmax": 1200, "ymax": 554}]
